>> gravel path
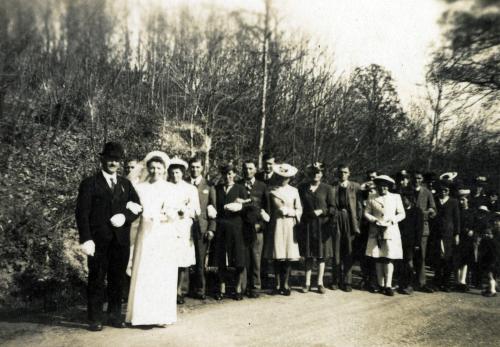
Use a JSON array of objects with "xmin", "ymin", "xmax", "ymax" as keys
[{"xmin": 1, "ymin": 286, "xmax": 499, "ymax": 347}]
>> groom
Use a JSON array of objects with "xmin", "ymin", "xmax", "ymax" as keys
[{"xmin": 75, "ymin": 142, "xmax": 142, "ymax": 331}]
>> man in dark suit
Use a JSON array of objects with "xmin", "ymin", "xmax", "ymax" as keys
[
  {"xmin": 239, "ymin": 160, "xmax": 271, "ymax": 298},
  {"xmin": 412, "ymin": 171, "xmax": 437, "ymax": 293},
  {"xmin": 255, "ymin": 152, "xmax": 279, "ymax": 187},
  {"xmin": 75, "ymin": 142, "xmax": 141, "ymax": 331},
  {"xmin": 188, "ymin": 156, "xmax": 217, "ymax": 300},
  {"xmin": 331, "ymin": 164, "xmax": 362, "ymax": 292},
  {"xmin": 255, "ymin": 152, "xmax": 278, "ymax": 286}
]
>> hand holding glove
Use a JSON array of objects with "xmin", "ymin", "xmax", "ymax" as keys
[
  {"xmin": 313, "ymin": 209, "xmax": 323, "ymax": 217},
  {"xmin": 224, "ymin": 202, "xmax": 243, "ymax": 212},
  {"xmin": 80, "ymin": 240, "xmax": 95, "ymax": 256},
  {"xmin": 126, "ymin": 201, "xmax": 143, "ymax": 215},
  {"xmin": 260, "ymin": 209, "xmax": 270, "ymax": 223},
  {"xmin": 110, "ymin": 213, "xmax": 126, "ymax": 227},
  {"xmin": 207, "ymin": 205, "xmax": 217, "ymax": 219},
  {"xmin": 205, "ymin": 230, "xmax": 215, "ymax": 241}
]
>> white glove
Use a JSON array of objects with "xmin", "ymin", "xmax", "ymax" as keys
[
  {"xmin": 260, "ymin": 209, "xmax": 270, "ymax": 223},
  {"xmin": 110, "ymin": 213, "xmax": 126, "ymax": 227},
  {"xmin": 126, "ymin": 201, "xmax": 143, "ymax": 215},
  {"xmin": 207, "ymin": 205, "xmax": 217, "ymax": 219},
  {"xmin": 80, "ymin": 240, "xmax": 95, "ymax": 256},
  {"xmin": 224, "ymin": 202, "xmax": 243, "ymax": 212}
]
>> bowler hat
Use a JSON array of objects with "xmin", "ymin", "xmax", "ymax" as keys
[{"xmin": 100, "ymin": 142, "xmax": 125, "ymax": 159}]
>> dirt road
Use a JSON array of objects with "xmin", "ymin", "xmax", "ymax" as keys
[{"xmin": 1, "ymin": 286, "xmax": 499, "ymax": 347}]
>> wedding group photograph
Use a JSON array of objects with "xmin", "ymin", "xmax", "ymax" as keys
[{"xmin": 0, "ymin": 0, "xmax": 499, "ymax": 346}]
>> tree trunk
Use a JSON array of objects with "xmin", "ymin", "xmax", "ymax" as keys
[{"xmin": 258, "ymin": 0, "xmax": 270, "ymax": 169}]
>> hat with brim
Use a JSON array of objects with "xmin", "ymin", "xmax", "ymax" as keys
[
  {"xmin": 100, "ymin": 142, "xmax": 125, "ymax": 159},
  {"xmin": 478, "ymin": 205, "xmax": 490, "ymax": 212},
  {"xmin": 457, "ymin": 189, "xmax": 471, "ymax": 196},
  {"xmin": 475, "ymin": 176, "xmax": 487, "ymax": 185},
  {"xmin": 168, "ymin": 157, "xmax": 188, "ymax": 170},
  {"xmin": 373, "ymin": 175, "xmax": 395, "ymax": 186},
  {"xmin": 439, "ymin": 172, "xmax": 457, "ymax": 181},
  {"xmin": 273, "ymin": 163, "xmax": 298, "ymax": 178}
]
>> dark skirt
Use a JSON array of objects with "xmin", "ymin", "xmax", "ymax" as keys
[
  {"xmin": 454, "ymin": 235, "xmax": 475, "ymax": 267},
  {"xmin": 298, "ymin": 217, "xmax": 334, "ymax": 259}
]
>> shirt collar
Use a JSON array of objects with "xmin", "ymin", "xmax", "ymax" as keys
[
  {"xmin": 246, "ymin": 177, "xmax": 256, "ymax": 185},
  {"xmin": 191, "ymin": 176, "xmax": 203, "ymax": 186},
  {"xmin": 102, "ymin": 170, "xmax": 117, "ymax": 183}
]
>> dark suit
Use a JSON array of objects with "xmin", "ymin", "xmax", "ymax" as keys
[
  {"xmin": 75, "ymin": 172, "xmax": 140, "ymax": 323},
  {"xmin": 331, "ymin": 181, "xmax": 362, "ymax": 286},
  {"xmin": 255, "ymin": 171, "xmax": 279, "ymax": 285},
  {"xmin": 255, "ymin": 171, "xmax": 280, "ymax": 188},
  {"xmin": 413, "ymin": 186, "xmax": 436, "ymax": 287},
  {"xmin": 432, "ymin": 197, "xmax": 460, "ymax": 288},
  {"xmin": 214, "ymin": 184, "xmax": 249, "ymax": 270},
  {"xmin": 189, "ymin": 177, "xmax": 217, "ymax": 296},
  {"xmin": 239, "ymin": 178, "xmax": 270, "ymax": 291}
]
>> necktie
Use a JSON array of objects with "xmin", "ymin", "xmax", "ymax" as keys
[
  {"xmin": 110, "ymin": 177, "xmax": 116, "ymax": 191},
  {"xmin": 245, "ymin": 180, "xmax": 253, "ymax": 194}
]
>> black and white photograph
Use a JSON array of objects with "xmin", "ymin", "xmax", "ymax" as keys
[{"xmin": 0, "ymin": 0, "xmax": 499, "ymax": 346}]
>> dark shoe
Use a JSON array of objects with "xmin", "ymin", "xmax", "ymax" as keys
[
  {"xmin": 107, "ymin": 318, "xmax": 126, "ymax": 329},
  {"xmin": 399, "ymin": 286, "xmax": 413, "ymax": 295},
  {"xmin": 88, "ymin": 322, "xmax": 103, "ymax": 332},
  {"xmin": 301, "ymin": 286, "xmax": 311, "ymax": 293},
  {"xmin": 418, "ymin": 285, "xmax": 434, "ymax": 293},
  {"xmin": 384, "ymin": 287, "xmax": 395, "ymax": 296},
  {"xmin": 368, "ymin": 285, "xmax": 380, "ymax": 294},
  {"xmin": 271, "ymin": 288, "xmax": 281, "ymax": 295},
  {"xmin": 328, "ymin": 284, "xmax": 339, "ymax": 291},
  {"xmin": 177, "ymin": 295, "xmax": 185, "ymax": 305},
  {"xmin": 247, "ymin": 290, "xmax": 260, "ymax": 299},
  {"xmin": 440, "ymin": 285, "xmax": 451, "ymax": 293},
  {"xmin": 214, "ymin": 292, "xmax": 224, "ymax": 301},
  {"xmin": 233, "ymin": 293, "xmax": 244, "ymax": 301},
  {"xmin": 195, "ymin": 293, "xmax": 207, "ymax": 300},
  {"xmin": 456, "ymin": 284, "xmax": 469, "ymax": 292},
  {"xmin": 281, "ymin": 288, "xmax": 291, "ymax": 296},
  {"xmin": 318, "ymin": 285, "xmax": 326, "ymax": 294},
  {"xmin": 343, "ymin": 285, "xmax": 352, "ymax": 292},
  {"xmin": 482, "ymin": 291, "xmax": 497, "ymax": 297}
]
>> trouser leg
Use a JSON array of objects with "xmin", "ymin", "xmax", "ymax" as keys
[
  {"xmin": 416, "ymin": 235, "xmax": 429, "ymax": 287},
  {"xmin": 87, "ymin": 248, "xmax": 107, "ymax": 323},
  {"xmin": 251, "ymin": 232, "xmax": 264, "ymax": 290},
  {"xmin": 106, "ymin": 238, "xmax": 129, "ymax": 320},
  {"xmin": 194, "ymin": 236, "xmax": 209, "ymax": 295},
  {"xmin": 342, "ymin": 252, "xmax": 353, "ymax": 286}
]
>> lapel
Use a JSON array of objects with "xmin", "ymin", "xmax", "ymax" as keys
[{"xmin": 97, "ymin": 172, "xmax": 114, "ymax": 197}]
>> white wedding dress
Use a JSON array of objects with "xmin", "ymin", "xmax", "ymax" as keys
[{"xmin": 126, "ymin": 179, "xmax": 178, "ymax": 326}]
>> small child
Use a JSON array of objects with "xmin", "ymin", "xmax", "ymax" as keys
[
  {"xmin": 397, "ymin": 192, "xmax": 423, "ymax": 294},
  {"xmin": 478, "ymin": 212, "xmax": 500, "ymax": 297}
]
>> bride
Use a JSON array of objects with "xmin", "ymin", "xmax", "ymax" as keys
[{"xmin": 126, "ymin": 151, "xmax": 179, "ymax": 326}]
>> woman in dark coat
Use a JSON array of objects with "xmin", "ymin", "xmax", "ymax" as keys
[
  {"xmin": 455, "ymin": 189, "xmax": 475, "ymax": 291},
  {"xmin": 398, "ymin": 191, "xmax": 423, "ymax": 294},
  {"xmin": 432, "ymin": 181, "xmax": 460, "ymax": 291},
  {"xmin": 297, "ymin": 163, "xmax": 335, "ymax": 294},
  {"xmin": 213, "ymin": 164, "xmax": 249, "ymax": 301}
]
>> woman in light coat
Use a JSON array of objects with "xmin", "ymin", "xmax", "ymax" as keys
[{"xmin": 365, "ymin": 175, "xmax": 406, "ymax": 296}]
